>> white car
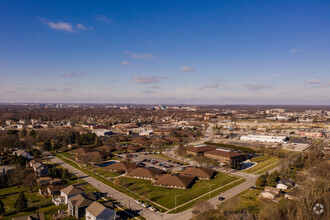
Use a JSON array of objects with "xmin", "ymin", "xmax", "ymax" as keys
[
  {"xmin": 141, "ymin": 202, "xmax": 147, "ymax": 208},
  {"xmin": 135, "ymin": 200, "xmax": 141, "ymax": 204},
  {"xmin": 148, "ymin": 206, "xmax": 156, "ymax": 212}
]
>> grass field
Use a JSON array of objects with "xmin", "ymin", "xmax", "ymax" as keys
[
  {"xmin": 243, "ymin": 156, "xmax": 280, "ymax": 174},
  {"xmin": 217, "ymin": 188, "xmax": 263, "ymax": 215},
  {"xmin": 119, "ymin": 172, "xmax": 239, "ymax": 210},
  {"xmin": 169, "ymin": 179, "xmax": 246, "ymax": 213}
]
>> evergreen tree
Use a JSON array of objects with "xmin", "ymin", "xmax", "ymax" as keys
[
  {"xmin": 14, "ymin": 192, "xmax": 28, "ymax": 212},
  {"xmin": 0, "ymin": 199, "xmax": 5, "ymax": 216}
]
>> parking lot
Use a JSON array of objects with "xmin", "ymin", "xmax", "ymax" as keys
[{"xmin": 121, "ymin": 152, "xmax": 186, "ymax": 172}]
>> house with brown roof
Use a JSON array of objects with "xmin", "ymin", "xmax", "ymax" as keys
[
  {"xmin": 60, "ymin": 185, "xmax": 84, "ymax": 204},
  {"xmin": 95, "ymin": 145, "xmax": 116, "ymax": 152},
  {"xmin": 154, "ymin": 174, "xmax": 195, "ymax": 189},
  {"xmin": 186, "ymin": 145, "xmax": 215, "ymax": 157},
  {"xmin": 259, "ymin": 186, "xmax": 282, "ymax": 200},
  {"xmin": 103, "ymin": 162, "xmax": 138, "ymax": 173},
  {"xmin": 180, "ymin": 167, "xmax": 215, "ymax": 180},
  {"xmin": 125, "ymin": 145, "xmax": 144, "ymax": 153},
  {"xmin": 127, "ymin": 167, "xmax": 164, "ymax": 180},
  {"xmin": 85, "ymin": 201, "xmax": 116, "ymax": 220},
  {"xmin": 204, "ymin": 148, "xmax": 245, "ymax": 166},
  {"xmin": 68, "ymin": 194, "xmax": 94, "ymax": 218},
  {"xmin": 13, "ymin": 213, "xmax": 45, "ymax": 220},
  {"xmin": 69, "ymin": 148, "xmax": 90, "ymax": 155},
  {"xmin": 47, "ymin": 185, "xmax": 65, "ymax": 197},
  {"xmin": 84, "ymin": 151, "xmax": 110, "ymax": 161}
]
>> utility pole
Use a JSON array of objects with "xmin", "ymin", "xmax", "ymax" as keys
[{"xmin": 175, "ymin": 195, "xmax": 181, "ymax": 211}]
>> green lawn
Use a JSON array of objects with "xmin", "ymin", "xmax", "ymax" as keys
[
  {"xmin": 90, "ymin": 167, "xmax": 119, "ymax": 178},
  {"xmin": 243, "ymin": 156, "xmax": 280, "ymax": 174},
  {"xmin": 0, "ymin": 185, "xmax": 67, "ymax": 220},
  {"xmin": 0, "ymin": 186, "xmax": 51, "ymax": 213},
  {"xmin": 217, "ymin": 188, "xmax": 263, "ymax": 214},
  {"xmin": 169, "ymin": 178, "xmax": 246, "ymax": 213},
  {"xmin": 119, "ymin": 172, "xmax": 239, "ymax": 210}
]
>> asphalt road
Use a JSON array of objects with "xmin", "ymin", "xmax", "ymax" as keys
[
  {"xmin": 48, "ymin": 156, "xmax": 161, "ymax": 220},
  {"xmin": 48, "ymin": 122, "xmax": 281, "ymax": 220}
]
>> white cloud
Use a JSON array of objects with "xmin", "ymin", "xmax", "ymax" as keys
[
  {"xmin": 76, "ymin": 23, "xmax": 87, "ymax": 30},
  {"xmin": 48, "ymin": 22, "xmax": 74, "ymax": 32},
  {"xmin": 95, "ymin": 14, "xmax": 113, "ymax": 23},
  {"xmin": 62, "ymin": 73, "xmax": 81, "ymax": 78},
  {"xmin": 133, "ymin": 76, "xmax": 168, "ymax": 84},
  {"xmin": 197, "ymin": 82, "xmax": 228, "ymax": 90},
  {"xmin": 245, "ymin": 83, "xmax": 272, "ymax": 91},
  {"xmin": 290, "ymin": 48, "xmax": 303, "ymax": 53},
  {"xmin": 149, "ymin": 86, "xmax": 160, "ymax": 89},
  {"xmin": 38, "ymin": 17, "xmax": 92, "ymax": 33},
  {"xmin": 181, "ymin": 66, "xmax": 195, "ymax": 72},
  {"xmin": 306, "ymin": 79, "xmax": 321, "ymax": 84},
  {"xmin": 124, "ymin": 51, "xmax": 154, "ymax": 60},
  {"xmin": 122, "ymin": 61, "xmax": 130, "ymax": 66}
]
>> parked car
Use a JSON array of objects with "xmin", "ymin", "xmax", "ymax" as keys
[
  {"xmin": 135, "ymin": 200, "xmax": 141, "ymax": 204},
  {"xmin": 218, "ymin": 197, "xmax": 225, "ymax": 201},
  {"xmin": 141, "ymin": 202, "xmax": 147, "ymax": 208},
  {"xmin": 148, "ymin": 206, "xmax": 157, "ymax": 212}
]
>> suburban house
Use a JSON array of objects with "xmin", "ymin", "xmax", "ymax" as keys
[
  {"xmin": 68, "ymin": 194, "xmax": 94, "ymax": 218},
  {"xmin": 0, "ymin": 165, "xmax": 16, "ymax": 176},
  {"xmin": 12, "ymin": 212, "xmax": 45, "ymax": 220},
  {"xmin": 31, "ymin": 162, "xmax": 48, "ymax": 177},
  {"xmin": 125, "ymin": 145, "xmax": 144, "ymax": 152},
  {"xmin": 180, "ymin": 167, "xmax": 215, "ymax": 180},
  {"xmin": 60, "ymin": 185, "xmax": 84, "ymax": 204},
  {"xmin": 69, "ymin": 148, "xmax": 91, "ymax": 155},
  {"xmin": 154, "ymin": 174, "xmax": 195, "ymax": 189},
  {"xmin": 47, "ymin": 185, "xmax": 65, "ymax": 197},
  {"xmin": 276, "ymin": 179, "xmax": 294, "ymax": 190},
  {"xmin": 37, "ymin": 177, "xmax": 62, "ymax": 185},
  {"xmin": 85, "ymin": 201, "xmax": 117, "ymax": 220},
  {"xmin": 127, "ymin": 167, "xmax": 164, "ymax": 180},
  {"xmin": 103, "ymin": 162, "xmax": 138, "ymax": 173},
  {"xmin": 186, "ymin": 145, "xmax": 215, "ymax": 157},
  {"xmin": 13, "ymin": 149, "xmax": 33, "ymax": 160},
  {"xmin": 95, "ymin": 145, "xmax": 116, "ymax": 152},
  {"xmin": 84, "ymin": 151, "xmax": 110, "ymax": 161},
  {"xmin": 260, "ymin": 186, "xmax": 282, "ymax": 200},
  {"xmin": 203, "ymin": 148, "xmax": 245, "ymax": 165}
]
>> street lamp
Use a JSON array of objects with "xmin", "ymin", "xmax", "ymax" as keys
[
  {"xmin": 175, "ymin": 195, "xmax": 181, "ymax": 211},
  {"xmin": 209, "ymin": 184, "xmax": 215, "ymax": 199}
]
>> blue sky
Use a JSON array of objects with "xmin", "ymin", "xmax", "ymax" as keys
[{"xmin": 1, "ymin": 0, "xmax": 329, "ymax": 104}]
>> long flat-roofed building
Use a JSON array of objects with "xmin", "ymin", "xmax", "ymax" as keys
[
  {"xmin": 204, "ymin": 148, "xmax": 245, "ymax": 166},
  {"xmin": 186, "ymin": 145, "xmax": 214, "ymax": 157}
]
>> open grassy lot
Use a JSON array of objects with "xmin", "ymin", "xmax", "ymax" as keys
[
  {"xmin": 119, "ymin": 172, "xmax": 239, "ymax": 210},
  {"xmin": 243, "ymin": 155, "xmax": 280, "ymax": 174},
  {"xmin": 217, "ymin": 188, "xmax": 263, "ymax": 215},
  {"xmin": 169, "ymin": 178, "xmax": 246, "ymax": 213}
]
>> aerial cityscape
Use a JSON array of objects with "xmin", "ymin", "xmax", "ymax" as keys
[{"xmin": 0, "ymin": 1, "xmax": 329, "ymax": 220}]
